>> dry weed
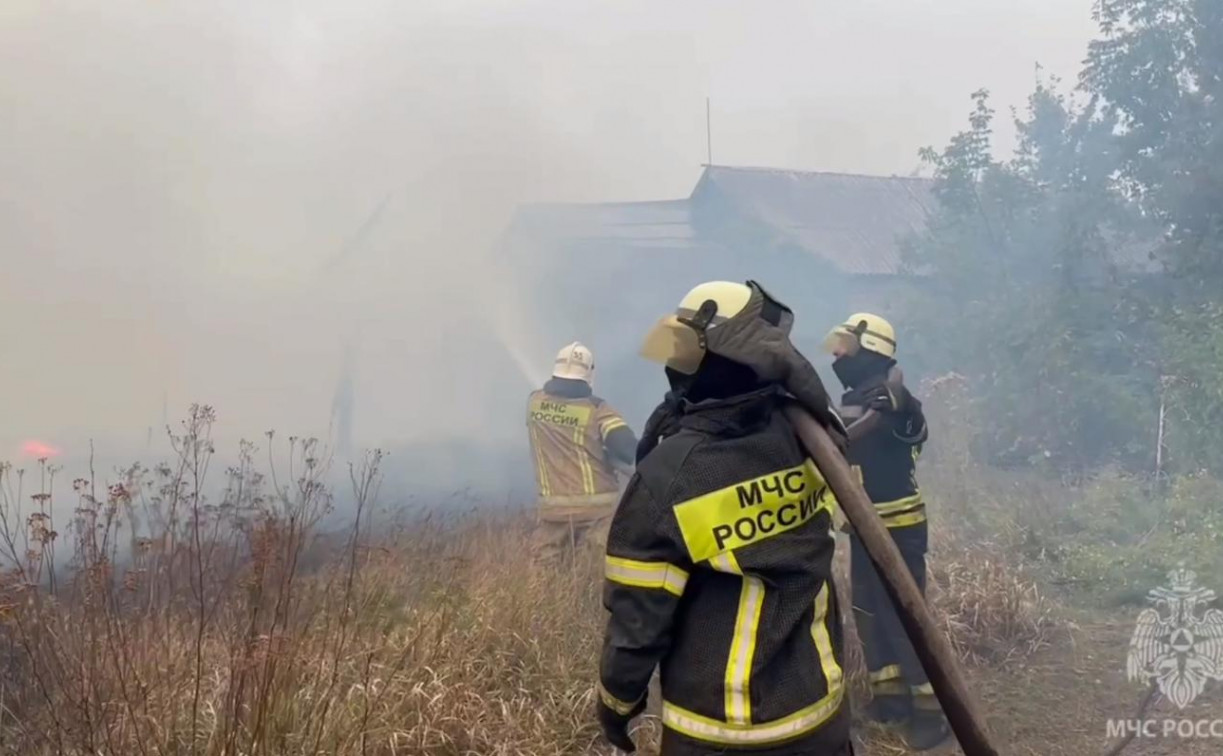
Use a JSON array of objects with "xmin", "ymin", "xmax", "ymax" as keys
[
  {"xmin": 930, "ymin": 548, "xmax": 1058, "ymax": 669},
  {"xmin": 0, "ymin": 410, "xmax": 612, "ymax": 756},
  {"xmin": 0, "ymin": 405, "xmax": 1073, "ymax": 756}
]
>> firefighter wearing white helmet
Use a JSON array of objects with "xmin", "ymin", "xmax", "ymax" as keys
[
  {"xmin": 525, "ymin": 342, "xmax": 637, "ymax": 565},
  {"xmin": 824, "ymin": 312, "xmax": 897, "ymax": 359},
  {"xmin": 824, "ymin": 313, "xmax": 950, "ymax": 751},
  {"xmin": 597, "ymin": 281, "xmax": 851, "ymax": 756}
]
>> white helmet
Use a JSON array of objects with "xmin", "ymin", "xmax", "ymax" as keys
[
  {"xmin": 639, "ymin": 281, "xmax": 754, "ymax": 374},
  {"xmin": 552, "ymin": 341, "xmax": 595, "ymax": 384},
  {"xmin": 823, "ymin": 312, "xmax": 897, "ymax": 358}
]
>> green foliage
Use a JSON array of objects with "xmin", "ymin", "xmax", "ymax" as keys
[
  {"xmin": 905, "ymin": 83, "xmax": 1159, "ymax": 470},
  {"xmin": 1034, "ymin": 470, "xmax": 1223, "ymax": 605},
  {"xmin": 1158, "ymin": 303, "xmax": 1223, "ymax": 470},
  {"xmin": 1085, "ymin": 0, "xmax": 1223, "ymax": 280},
  {"xmin": 1082, "ymin": 0, "xmax": 1223, "ymax": 470},
  {"xmin": 925, "ymin": 452, "xmax": 1223, "ymax": 607},
  {"xmin": 906, "ymin": 0, "xmax": 1223, "ymax": 474}
]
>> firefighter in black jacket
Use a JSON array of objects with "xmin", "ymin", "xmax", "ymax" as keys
[
  {"xmin": 597, "ymin": 281, "xmax": 853, "ymax": 756},
  {"xmin": 823, "ymin": 313, "xmax": 950, "ymax": 751}
]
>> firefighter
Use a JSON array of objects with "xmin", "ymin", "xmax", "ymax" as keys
[
  {"xmin": 823, "ymin": 313, "xmax": 950, "ymax": 751},
  {"xmin": 597, "ymin": 281, "xmax": 853, "ymax": 756},
  {"xmin": 526, "ymin": 342, "xmax": 637, "ymax": 565}
]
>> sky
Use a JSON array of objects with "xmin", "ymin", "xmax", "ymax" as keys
[{"xmin": 0, "ymin": 0, "xmax": 1097, "ymax": 466}]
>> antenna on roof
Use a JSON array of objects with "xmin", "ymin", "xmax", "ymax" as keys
[{"xmin": 706, "ymin": 97, "xmax": 714, "ymax": 165}]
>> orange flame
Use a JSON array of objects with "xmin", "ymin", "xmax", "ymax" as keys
[{"xmin": 20, "ymin": 440, "xmax": 60, "ymax": 458}]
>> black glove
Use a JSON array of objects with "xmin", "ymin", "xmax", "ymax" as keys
[
  {"xmin": 862, "ymin": 382, "xmax": 910, "ymax": 414},
  {"xmin": 597, "ymin": 696, "xmax": 645, "ymax": 753}
]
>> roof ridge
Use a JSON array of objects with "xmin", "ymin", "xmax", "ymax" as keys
[
  {"xmin": 705, "ymin": 164, "xmax": 933, "ymax": 183},
  {"xmin": 518, "ymin": 198, "xmax": 690, "ymax": 211}
]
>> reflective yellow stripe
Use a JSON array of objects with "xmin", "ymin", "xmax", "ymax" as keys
[
  {"xmin": 605, "ymin": 556, "xmax": 689, "ymax": 597},
  {"xmin": 600, "ymin": 417, "xmax": 628, "ymax": 437},
  {"xmin": 572, "ymin": 425, "xmax": 592, "ymax": 495},
  {"xmin": 598, "ymin": 681, "xmax": 641, "ymax": 716},
  {"xmin": 873, "ymin": 680, "xmax": 908, "ymax": 696},
  {"xmin": 662, "ymin": 685, "xmax": 843, "ymax": 746},
  {"xmin": 874, "ymin": 493, "xmax": 926, "ymax": 528},
  {"xmin": 724, "ymin": 555, "xmax": 763, "ymax": 725},
  {"xmin": 709, "ymin": 552, "xmax": 740, "ymax": 574},
  {"xmin": 810, "ymin": 583, "xmax": 843, "ymax": 692},
  {"xmin": 710, "ymin": 550, "xmax": 744, "ymax": 721},
  {"xmin": 869, "ymin": 665, "xmax": 903, "ymax": 684},
  {"xmin": 912, "ymin": 685, "xmax": 941, "ymax": 711},
  {"xmin": 529, "ymin": 426, "xmax": 551, "ymax": 497},
  {"xmin": 884, "ymin": 510, "xmax": 927, "ymax": 528},
  {"xmin": 874, "ymin": 494, "xmax": 923, "ymax": 517}
]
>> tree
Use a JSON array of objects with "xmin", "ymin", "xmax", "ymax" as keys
[
  {"xmin": 904, "ymin": 82, "xmax": 1160, "ymax": 471},
  {"xmin": 1083, "ymin": 0, "xmax": 1223, "ymax": 470}
]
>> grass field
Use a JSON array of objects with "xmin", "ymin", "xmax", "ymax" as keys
[{"xmin": 0, "ymin": 402, "xmax": 1219, "ymax": 755}]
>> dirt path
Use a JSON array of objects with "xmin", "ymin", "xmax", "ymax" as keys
[{"xmin": 860, "ymin": 613, "xmax": 1222, "ymax": 756}]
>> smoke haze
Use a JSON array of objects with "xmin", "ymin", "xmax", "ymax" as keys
[{"xmin": 1, "ymin": 0, "xmax": 1094, "ymax": 465}]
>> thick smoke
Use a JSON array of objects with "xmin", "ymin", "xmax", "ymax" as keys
[{"xmin": 1, "ymin": 0, "xmax": 1094, "ymax": 473}]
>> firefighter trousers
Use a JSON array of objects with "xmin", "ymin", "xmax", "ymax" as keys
[
  {"xmin": 849, "ymin": 522, "xmax": 934, "ymax": 715},
  {"xmin": 529, "ymin": 511, "xmax": 613, "ymax": 566}
]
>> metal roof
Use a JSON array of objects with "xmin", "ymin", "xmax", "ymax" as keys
[
  {"xmin": 693, "ymin": 165, "xmax": 937, "ymax": 275},
  {"xmin": 506, "ymin": 198, "xmax": 701, "ymax": 252},
  {"xmin": 502, "ymin": 166, "xmax": 938, "ymax": 274}
]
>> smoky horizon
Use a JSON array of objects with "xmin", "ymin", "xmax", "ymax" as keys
[{"xmin": 3, "ymin": 0, "xmax": 1095, "ymax": 475}]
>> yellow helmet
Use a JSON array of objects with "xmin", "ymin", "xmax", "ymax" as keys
[
  {"xmin": 639, "ymin": 281, "xmax": 754, "ymax": 374},
  {"xmin": 552, "ymin": 341, "xmax": 595, "ymax": 383},
  {"xmin": 823, "ymin": 312, "xmax": 896, "ymax": 358}
]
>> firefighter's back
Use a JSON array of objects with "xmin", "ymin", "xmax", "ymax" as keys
[
  {"xmin": 526, "ymin": 387, "xmax": 623, "ymax": 513},
  {"xmin": 627, "ymin": 392, "xmax": 848, "ymax": 754}
]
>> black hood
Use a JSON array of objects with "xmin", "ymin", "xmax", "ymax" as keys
[
  {"xmin": 666, "ymin": 352, "xmax": 767, "ymax": 404},
  {"xmin": 832, "ymin": 350, "xmax": 896, "ymax": 391},
  {"xmin": 638, "ymin": 359, "xmax": 774, "ymax": 461},
  {"xmin": 678, "ymin": 384, "xmax": 782, "ymax": 439},
  {"xmin": 543, "ymin": 376, "xmax": 593, "ymax": 399}
]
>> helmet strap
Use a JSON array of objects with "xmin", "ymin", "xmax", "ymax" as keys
[{"xmin": 678, "ymin": 298, "xmax": 719, "ymax": 349}]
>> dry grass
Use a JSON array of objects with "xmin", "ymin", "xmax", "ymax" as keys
[
  {"xmin": 929, "ymin": 549, "xmax": 1058, "ymax": 669},
  {"xmin": 0, "ymin": 510, "xmax": 617, "ymax": 756},
  {"xmin": 0, "ymin": 402, "xmax": 1190, "ymax": 756},
  {"xmin": 0, "ymin": 408, "xmax": 614, "ymax": 756}
]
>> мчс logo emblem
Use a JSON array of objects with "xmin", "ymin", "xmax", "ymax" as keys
[{"xmin": 1127, "ymin": 567, "xmax": 1223, "ymax": 709}]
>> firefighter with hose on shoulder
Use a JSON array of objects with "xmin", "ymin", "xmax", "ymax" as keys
[
  {"xmin": 526, "ymin": 342, "xmax": 637, "ymax": 565},
  {"xmin": 596, "ymin": 280, "xmax": 854, "ymax": 755},
  {"xmin": 824, "ymin": 313, "xmax": 951, "ymax": 751}
]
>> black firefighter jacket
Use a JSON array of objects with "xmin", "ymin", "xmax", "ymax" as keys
[
  {"xmin": 840, "ymin": 369, "xmax": 928, "ymax": 530},
  {"xmin": 598, "ymin": 386, "xmax": 850, "ymax": 755}
]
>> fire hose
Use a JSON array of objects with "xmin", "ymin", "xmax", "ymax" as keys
[{"xmin": 784, "ymin": 404, "xmax": 1001, "ymax": 756}]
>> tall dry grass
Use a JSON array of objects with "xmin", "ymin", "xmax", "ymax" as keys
[
  {"xmin": 0, "ymin": 407, "xmax": 614, "ymax": 756},
  {"xmin": 0, "ymin": 401, "xmax": 1065, "ymax": 756}
]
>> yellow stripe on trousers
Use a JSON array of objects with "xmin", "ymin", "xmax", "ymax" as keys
[{"xmin": 715, "ymin": 551, "xmax": 763, "ymax": 725}]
